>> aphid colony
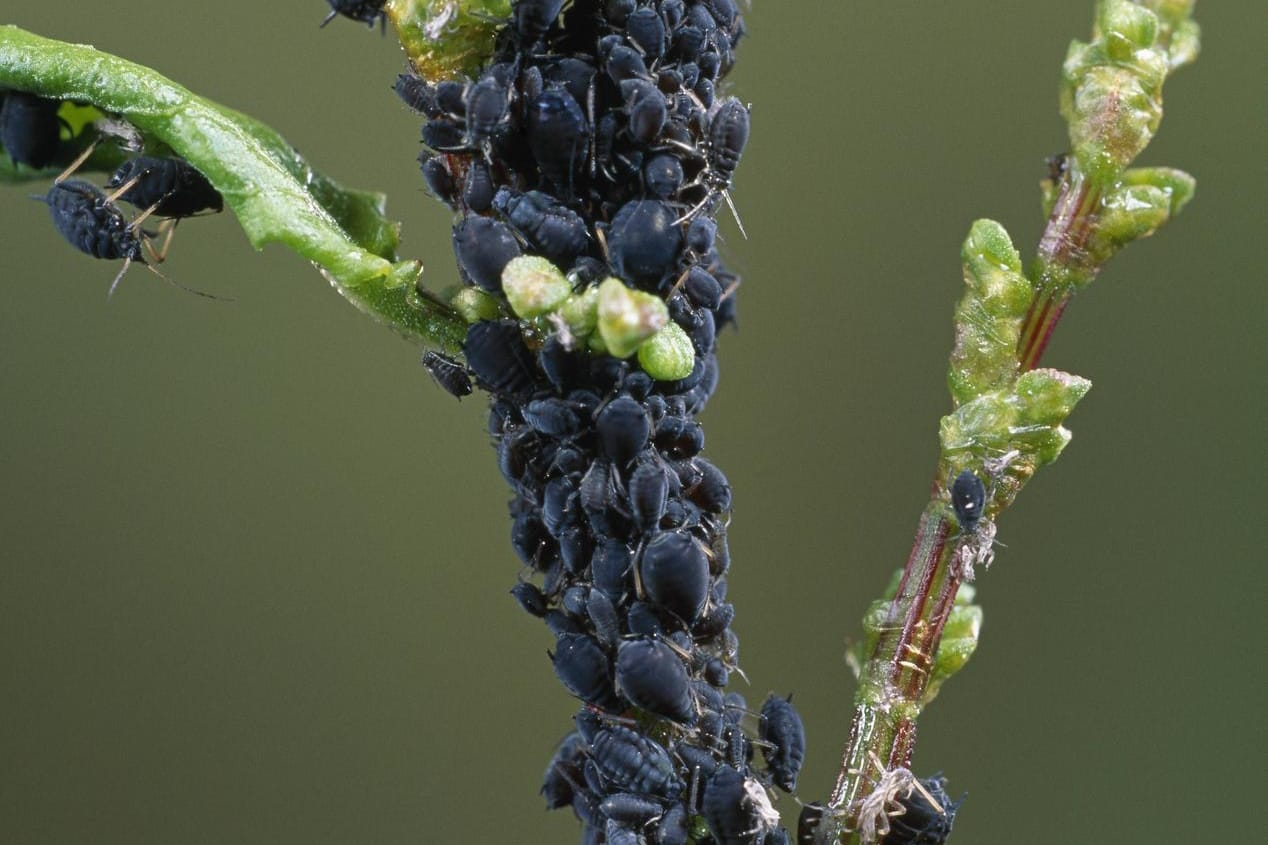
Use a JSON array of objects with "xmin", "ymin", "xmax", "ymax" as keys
[
  {"xmin": 385, "ymin": 1, "xmax": 822, "ymax": 842},
  {"xmin": 1, "ymin": 89, "xmax": 223, "ymax": 295}
]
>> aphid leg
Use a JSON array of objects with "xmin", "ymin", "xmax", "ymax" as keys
[
  {"xmin": 106, "ymin": 256, "xmax": 133, "ymax": 299},
  {"xmin": 53, "ymin": 138, "xmax": 99, "ymax": 184},
  {"xmin": 668, "ymin": 267, "xmax": 691, "ymax": 297},
  {"xmin": 594, "ymin": 225, "xmax": 611, "ymax": 263},
  {"xmin": 104, "ymin": 173, "xmax": 143, "ymax": 206},
  {"xmin": 144, "ymin": 218, "xmax": 180, "ymax": 265},
  {"xmin": 672, "ymin": 193, "xmax": 711, "ymax": 227}
]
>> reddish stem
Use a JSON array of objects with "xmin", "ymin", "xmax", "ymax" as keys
[{"xmin": 826, "ymin": 169, "xmax": 1108, "ymax": 842}]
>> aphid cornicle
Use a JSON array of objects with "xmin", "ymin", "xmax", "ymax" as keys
[
  {"xmin": 105, "ymin": 156, "xmax": 223, "ymax": 218},
  {"xmin": 950, "ymin": 469, "xmax": 986, "ymax": 534}
]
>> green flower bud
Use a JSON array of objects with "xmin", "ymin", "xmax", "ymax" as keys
[
  {"xmin": 638, "ymin": 322, "xmax": 695, "ymax": 381},
  {"xmin": 1166, "ymin": 19, "xmax": 1201, "ymax": 70},
  {"xmin": 387, "ymin": 0, "xmax": 510, "ymax": 81},
  {"xmin": 597, "ymin": 277, "xmax": 668, "ymax": 359},
  {"xmin": 1014, "ymin": 368, "xmax": 1092, "ymax": 427},
  {"xmin": 557, "ymin": 285, "xmax": 600, "ymax": 341},
  {"xmin": 450, "ymin": 286, "xmax": 503, "ymax": 324},
  {"xmin": 948, "ymin": 221, "xmax": 1033, "ymax": 405},
  {"xmin": 940, "ymin": 369, "xmax": 1089, "ymax": 474},
  {"xmin": 1098, "ymin": 0, "xmax": 1159, "ymax": 59},
  {"xmin": 1120, "ymin": 166, "xmax": 1196, "ymax": 216},
  {"xmin": 1088, "ymin": 183, "xmax": 1173, "ymax": 264},
  {"xmin": 1063, "ymin": 62, "xmax": 1163, "ymax": 182},
  {"xmin": 502, "ymin": 255, "xmax": 572, "ymax": 318}
]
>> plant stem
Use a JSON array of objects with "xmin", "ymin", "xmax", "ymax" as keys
[
  {"xmin": 825, "ymin": 502, "xmax": 955, "ymax": 837},
  {"xmin": 1019, "ymin": 170, "xmax": 1103, "ymax": 370},
  {"xmin": 824, "ymin": 166, "xmax": 1108, "ymax": 845}
]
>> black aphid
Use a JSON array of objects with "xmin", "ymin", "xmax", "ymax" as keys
[
  {"xmin": 452, "ymin": 215, "xmax": 522, "ymax": 291},
  {"xmin": 758, "ymin": 694, "xmax": 806, "ymax": 793},
  {"xmin": 511, "ymin": 0, "xmax": 566, "ymax": 46},
  {"xmin": 640, "ymin": 530, "xmax": 709, "ymax": 623},
  {"xmin": 493, "ymin": 188, "xmax": 589, "ymax": 262},
  {"xmin": 797, "ymin": 803, "xmax": 825, "ymax": 845},
  {"xmin": 702, "ymin": 765, "xmax": 763, "ymax": 845},
  {"xmin": 880, "ymin": 775, "xmax": 962, "ymax": 845},
  {"xmin": 950, "ymin": 469, "xmax": 986, "ymax": 534},
  {"xmin": 45, "ymin": 179, "xmax": 143, "ymax": 263},
  {"xmin": 320, "ymin": 0, "xmax": 386, "ymax": 32},
  {"xmin": 421, "ymin": 351, "xmax": 474, "ymax": 399},
  {"xmin": 527, "ymin": 89, "xmax": 587, "ymax": 196},
  {"xmin": 464, "ymin": 76, "xmax": 510, "ymax": 149},
  {"xmin": 628, "ymin": 461, "xmax": 670, "ymax": 534},
  {"xmin": 657, "ymin": 803, "xmax": 690, "ymax": 845},
  {"xmin": 105, "ymin": 156, "xmax": 223, "ymax": 218},
  {"xmin": 463, "ymin": 321, "xmax": 537, "ymax": 396},
  {"xmin": 607, "ymin": 200, "xmax": 683, "ymax": 286},
  {"xmin": 0, "ymin": 91, "xmax": 63, "ymax": 170},
  {"xmin": 599, "ymin": 793, "xmax": 665, "ymax": 827},
  {"xmin": 551, "ymin": 632, "xmax": 620, "ymax": 711},
  {"xmin": 541, "ymin": 731, "xmax": 587, "ymax": 809},
  {"xmin": 510, "ymin": 581, "xmax": 548, "ymax": 618},
  {"xmin": 596, "ymin": 396, "xmax": 651, "ymax": 466},
  {"xmin": 614, "ymin": 636, "xmax": 694, "ymax": 723},
  {"xmin": 590, "ymin": 726, "xmax": 683, "ymax": 797}
]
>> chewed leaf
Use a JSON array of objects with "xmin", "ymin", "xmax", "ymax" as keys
[{"xmin": 0, "ymin": 25, "xmax": 465, "ymax": 350}]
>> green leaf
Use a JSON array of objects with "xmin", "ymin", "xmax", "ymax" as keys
[{"xmin": 0, "ymin": 26, "xmax": 465, "ymax": 351}]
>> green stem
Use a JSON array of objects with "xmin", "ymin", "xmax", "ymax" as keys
[
  {"xmin": 824, "ymin": 502, "xmax": 956, "ymax": 842},
  {"xmin": 1019, "ymin": 170, "xmax": 1103, "ymax": 369}
]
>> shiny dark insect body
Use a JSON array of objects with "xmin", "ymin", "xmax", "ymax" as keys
[
  {"xmin": 105, "ymin": 156, "xmax": 223, "ymax": 218},
  {"xmin": 421, "ymin": 350, "xmax": 474, "ymax": 399},
  {"xmin": 320, "ymin": 0, "xmax": 387, "ymax": 32},
  {"xmin": 758, "ymin": 694, "xmax": 806, "ymax": 793},
  {"xmin": 45, "ymin": 179, "xmax": 144, "ymax": 263},
  {"xmin": 0, "ymin": 91, "xmax": 63, "ymax": 170},
  {"xmin": 880, "ymin": 776, "xmax": 961, "ymax": 845},
  {"xmin": 950, "ymin": 469, "xmax": 986, "ymax": 534}
]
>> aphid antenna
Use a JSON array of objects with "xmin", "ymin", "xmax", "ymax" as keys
[
  {"xmin": 720, "ymin": 189, "xmax": 748, "ymax": 240},
  {"xmin": 659, "ymin": 137, "xmax": 705, "ymax": 161},
  {"xmin": 111, "ymin": 259, "xmax": 231, "ymax": 302}
]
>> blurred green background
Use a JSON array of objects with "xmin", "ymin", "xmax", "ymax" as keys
[{"xmin": 1, "ymin": 3, "xmax": 1262, "ymax": 843}]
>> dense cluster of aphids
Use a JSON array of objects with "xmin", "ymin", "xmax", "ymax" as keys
[
  {"xmin": 387, "ymin": 1, "xmax": 813, "ymax": 842},
  {"xmin": 1, "ymin": 89, "xmax": 223, "ymax": 293}
]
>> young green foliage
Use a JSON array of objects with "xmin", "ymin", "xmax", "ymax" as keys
[{"xmin": 0, "ymin": 25, "xmax": 466, "ymax": 350}]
